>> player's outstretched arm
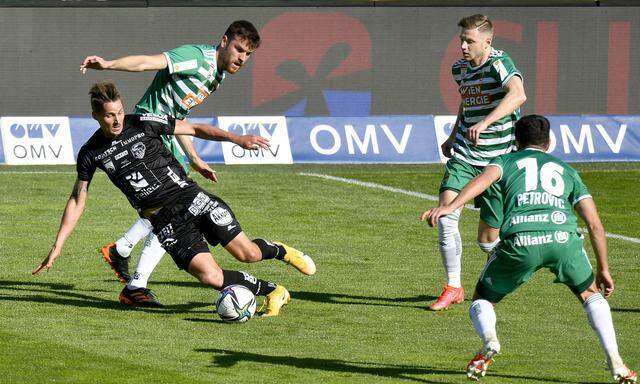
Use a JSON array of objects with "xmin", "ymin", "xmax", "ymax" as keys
[
  {"xmin": 466, "ymin": 76, "xmax": 527, "ymax": 144},
  {"xmin": 174, "ymin": 133, "xmax": 218, "ymax": 183},
  {"xmin": 80, "ymin": 54, "xmax": 167, "ymax": 73},
  {"xmin": 174, "ymin": 120, "xmax": 270, "ymax": 150},
  {"xmin": 33, "ymin": 179, "xmax": 89, "ymax": 275},
  {"xmin": 575, "ymin": 197, "xmax": 614, "ymax": 298},
  {"xmin": 421, "ymin": 165, "xmax": 501, "ymax": 227}
]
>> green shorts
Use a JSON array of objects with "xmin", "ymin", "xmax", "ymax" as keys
[
  {"xmin": 439, "ymin": 157, "xmax": 503, "ymax": 228},
  {"xmin": 476, "ymin": 231, "xmax": 594, "ymax": 303}
]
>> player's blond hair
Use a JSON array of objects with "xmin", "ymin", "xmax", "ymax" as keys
[
  {"xmin": 458, "ymin": 14, "xmax": 493, "ymax": 35},
  {"xmin": 89, "ymin": 81, "xmax": 122, "ymax": 113}
]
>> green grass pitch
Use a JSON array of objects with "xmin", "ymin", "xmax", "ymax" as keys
[{"xmin": 0, "ymin": 163, "xmax": 638, "ymax": 383}]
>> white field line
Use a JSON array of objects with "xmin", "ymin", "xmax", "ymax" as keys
[
  {"xmin": 299, "ymin": 172, "xmax": 640, "ymax": 245},
  {"xmin": 0, "ymin": 171, "xmax": 77, "ymax": 174}
]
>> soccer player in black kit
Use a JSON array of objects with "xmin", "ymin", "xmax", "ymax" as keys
[{"xmin": 33, "ymin": 81, "xmax": 312, "ymax": 316}]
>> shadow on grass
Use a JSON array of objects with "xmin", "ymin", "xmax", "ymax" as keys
[
  {"xmin": 611, "ymin": 307, "xmax": 640, "ymax": 313},
  {"xmin": 290, "ymin": 290, "xmax": 438, "ymax": 310},
  {"xmin": 152, "ymin": 281, "xmax": 439, "ymax": 310},
  {"xmin": 195, "ymin": 348, "xmax": 608, "ymax": 384},
  {"xmin": 0, "ymin": 279, "xmax": 211, "ymax": 314},
  {"xmin": 195, "ymin": 348, "xmax": 459, "ymax": 384}
]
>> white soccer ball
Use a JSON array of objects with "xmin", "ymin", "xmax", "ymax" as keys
[{"xmin": 215, "ymin": 285, "xmax": 256, "ymax": 323}]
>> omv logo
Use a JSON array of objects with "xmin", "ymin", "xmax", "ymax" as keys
[
  {"xmin": 253, "ymin": 12, "xmax": 372, "ymax": 116},
  {"xmin": 10, "ymin": 123, "xmax": 60, "ymax": 138}
]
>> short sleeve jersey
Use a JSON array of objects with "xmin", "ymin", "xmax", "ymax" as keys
[
  {"xmin": 452, "ymin": 48, "xmax": 522, "ymax": 166},
  {"xmin": 76, "ymin": 114, "xmax": 197, "ymax": 211},
  {"xmin": 488, "ymin": 148, "xmax": 591, "ymax": 239},
  {"xmin": 133, "ymin": 44, "xmax": 225, "ymax": 172}
]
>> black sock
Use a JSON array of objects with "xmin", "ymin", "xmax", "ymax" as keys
[
  {"xmin": 253, "ymin": 239, "xmax": 286, "ymax": 260},
  {"xmin": 221, "ymin": 269, "xmax": 277, "ymax": 296}
]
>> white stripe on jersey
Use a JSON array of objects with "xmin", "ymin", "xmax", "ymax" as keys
[
  {"xmin": 456, "ymin": 132, "xmax": 514, "ymax": 146},
  {"xmin": 453, "ymin": 151, "xmax": 489, "ymax": 166},
  {"xmin": 174, "ymin": 77, "xmax": 196, "ymax": 97},
  {"xmin": 161, "ymin": 89, "xmax": 175, "ymax": 111},
  {"xmin": 454, "ymin": 142, "xmax": 512, "ymax": 160},
  {"xmin": 462, "ymin": 99, "xmax": 501, "ymax": 112}
]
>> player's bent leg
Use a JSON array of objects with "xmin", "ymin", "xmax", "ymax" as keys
[
  {"xmin": 577, "ymin": 283, "xmax": 637, "ymax": 384},
  {"xmin": 128, "ymin": 233, "xmax": 165, "ymax": 290},
  {"xmin": 467, "ymin": 288, "xmax": 501, "ymax": 381},
  {"xmin": 431, "ymin": 190, "xmax": 464, "ymax": 310},
  {"xmin": 224, "ymin": 232, "xmax": 263, "ymax": 263},
  {"xmin": 99, "ymin": 218, "xmax": 153, "ymax": 284},
  {"xmin": 224, "ymin": 233, "xmax": 316, "ymax": 275},
  {"xmin": 477, "ymin": 220, "xmax": 500, "ymax": 255},
  {"xmin": 187, "ymin": 252, "xmax": 290, "ymax": 317}
]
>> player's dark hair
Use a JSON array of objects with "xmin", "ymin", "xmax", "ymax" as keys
[
  {"xmin": 89, "ymin": 81, "xmax": 121, "ymax": 113},
  {"xmin": 224, "ymin": 20, "xmax": 261, "ymax": 50},
  {"xmin": 515, "ymin": 114, "xmax": 550, "ymax": 148},
  {"xmin": 458, "ymin": 14, "xmax": 493, "ymax": 35}
]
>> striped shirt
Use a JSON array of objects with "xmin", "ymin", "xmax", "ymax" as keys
[
  {"xmin": 452, "ymin": 48, "xmax": 522, "ymax": 166},
  {"xmin": 133, "ymin": 44, "xmax": 225, "ymax": 172},
  {"xmin": 134, "ymin": 44, "xmax": 225, "ymax": 119}
]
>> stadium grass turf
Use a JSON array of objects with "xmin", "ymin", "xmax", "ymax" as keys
[{"xmin": 0, "ymin": 163, "xmax": 638, "ymax": 383}]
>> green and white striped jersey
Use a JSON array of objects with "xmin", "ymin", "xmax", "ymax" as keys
[
  {"xmin": 488, "ymin": 148, "xmax": 591, "ymax": 239},
  {"xmin": 452, "ymin": 48, "xmax": 522, "ymax": 166},
  {"xmin": 133, "ymin": 44, "xmax": 225, "ymax": 172},
  {"xmin": 134, "ymin": 44, "xmax": 225, "ymax": 119}
]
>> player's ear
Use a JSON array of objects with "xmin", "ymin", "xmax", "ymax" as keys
[
  {"xmin": 220, "ymin": 34, "xmax": 228, "ymax": 49},
  {"xmin": 91, "ymin": 111, "xmax": 97, "ymax": 121}
]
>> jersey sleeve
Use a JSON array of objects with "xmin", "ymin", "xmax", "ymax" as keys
[
  {"xmin": 487, "ymin": 155, "xmax": 505, "ymax": 183},
  {"xmin": 490, "ymin": 54, "xmax": 522, "ymax": 87},
  {"xmin": 76, "ymin": 146, "xmax": 96, "ymax": 184},
  {"xmin": 163, "ymin": 45, "xmax": 205, "ymax": 76},
  {"xmin": 569, "ymin": 169, "xmax": 592, "ymax": 206},
  {"xmin": 137, "ymin": 113, "xmax": 176, "ymax": 137}
]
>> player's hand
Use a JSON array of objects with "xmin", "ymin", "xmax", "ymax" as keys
[
  {"xmin": 441, "ymin": 138, "xmax": 454, "ymax": 158},
  {"xmin": 190, "ymin": 158, "xmax": 218, "ymax": 183},
  {"xmin": 595, "ymin": 268, "xmax": 615, "ymax": 298},
  {"xmin": 466, "ymin": 121, "xmax": 489, "ymax": 145},
  {"xmin": 80, "ymin": 55, "xmax": 111, "ymax": 74},
  {"xmin": 236, "ymin": 135, "xmax": 270, "ymax": 150},
  {"xmin": 32, "ymin": 245, "xmax": 61, "ymax": 275},
  {"xmin": 420, "ymin": 206, "xmax": 453, "ymax": 227}
]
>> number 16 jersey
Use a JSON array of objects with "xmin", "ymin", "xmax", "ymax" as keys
[{"xmin": 487, "ymin": 148, "xmax": 592, "ymax": 239}]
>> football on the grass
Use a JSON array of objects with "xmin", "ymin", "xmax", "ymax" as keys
[{"xmin": 215, "ymin": 285, "xmax": 256, "ymax": 322}]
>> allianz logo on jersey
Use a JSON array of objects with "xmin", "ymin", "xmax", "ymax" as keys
[
  {"xmin": 218, "ymin": 116, "xmax": 293, "ymax": 165},
  {"xmin": 0, "ymin": 117, "xmax": 75, "ymax": 165}
]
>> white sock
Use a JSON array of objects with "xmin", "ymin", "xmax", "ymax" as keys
[
  {"xmin": 115, "ymin": 218, "xmax": 153, "ymax": 257},
  {"xmin": 127, "ymin": 233, "xmax": 165, "ymax": 290},
  {"xmin": 437, "ymin": 210, "xmax": 462, "ymax": 288},
  {"xmin": 469, "ymin": 299, "xmax": 500, "ymax": 352},
  {"xmin": 583, "ymin": 293, "xmax": 624, "ymax": 371},
  {"xmin": 478, "ymin": 237, "xmax": 500, "ymax": 254}
]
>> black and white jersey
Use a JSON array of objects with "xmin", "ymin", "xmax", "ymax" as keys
[{"xmin": 76, "ymin": 113, "xmax": 197, "ymax": 210}]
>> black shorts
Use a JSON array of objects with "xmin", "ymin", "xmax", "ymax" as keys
[{"xmin": 148, "ymin": 187, "xmax": 243, "ymax": 270}]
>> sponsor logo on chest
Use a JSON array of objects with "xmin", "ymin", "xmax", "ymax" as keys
[{"xmin": 460, "ymin": 84, "xmax": 492, "ymax": 107}]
